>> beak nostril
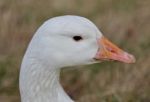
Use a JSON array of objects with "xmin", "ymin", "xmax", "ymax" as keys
[
  {"xmin": 107, "ymin": 48, "xmax": 116, "ymax": 53},
  {"xmin": 110, "ymin": 49, "xmax": 115, "ymax": 53}
]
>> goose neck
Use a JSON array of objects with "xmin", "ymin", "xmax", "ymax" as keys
[{"xmin": 20, "ymin": 62, "xmax": 74, "ymax": 102}]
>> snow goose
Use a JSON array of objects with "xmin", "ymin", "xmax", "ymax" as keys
[{"xmin": 19, "ymin": 15, "xmax": 135, "ymax": 102}]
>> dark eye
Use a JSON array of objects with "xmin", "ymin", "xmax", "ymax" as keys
[{"xmin": 73, "ymin": 36, "xmax": 83, "ymax": 41}]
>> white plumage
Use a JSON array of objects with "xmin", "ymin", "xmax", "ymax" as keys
[{"xmin": 19, "ymin": 15, "xmax": 135, "ymax": 102}]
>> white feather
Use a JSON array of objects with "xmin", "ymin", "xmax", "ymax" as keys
[{"xmin": 20, "ymin": 15, "xmax": 103, "ymax": 102}]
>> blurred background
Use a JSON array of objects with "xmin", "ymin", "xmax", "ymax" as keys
[{"xmin": 0, "ymin": 0, "xmax": 150, "ymax": 102}]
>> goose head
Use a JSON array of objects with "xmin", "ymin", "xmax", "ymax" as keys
[
  {"xmin": 20, "ymin": 15, "xmax": 135, "ymax": 102},
  {"xmin": 27, "ymin": 15, "xmax": 135, "ymax": 68}
]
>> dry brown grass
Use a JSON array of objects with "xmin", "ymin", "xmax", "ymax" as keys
[{"xmin": 0, "ymin": 0, "xmax": 150, "ymax": 102}]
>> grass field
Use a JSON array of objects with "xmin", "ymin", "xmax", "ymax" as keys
[{"xmin": 0, "ymin": 0, "xmax": 150, "ymax": 102}]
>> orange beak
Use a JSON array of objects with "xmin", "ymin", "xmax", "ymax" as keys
[{"xmin": 95, "ymin": 36, "xmax": 136, "ymax": 63}]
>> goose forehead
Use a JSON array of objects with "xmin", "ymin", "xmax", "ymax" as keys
[
  {"xmin": 47, "ymin": 15, "xmax": 95, "ymax": 27},
  {"xmin": 43, "ymin": 16, "xmax": 100, "ymax": 35}
]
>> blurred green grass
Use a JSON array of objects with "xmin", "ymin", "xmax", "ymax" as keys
[{"xmin": 0, "ymin": 0, "xmax": 150, "ymax": 102}]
